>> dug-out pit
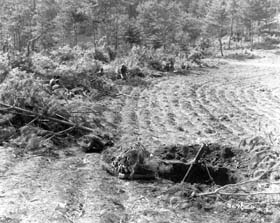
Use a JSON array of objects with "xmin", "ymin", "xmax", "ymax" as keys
[{"xmin": 153, "ymin": 143, "xmax": 245, "ymax": 186}]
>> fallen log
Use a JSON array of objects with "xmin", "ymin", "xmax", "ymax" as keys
[{"xmin": 0, "ymin": 102, "xmax": 103, "ymax": 141}]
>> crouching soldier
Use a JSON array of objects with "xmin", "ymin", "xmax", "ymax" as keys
[
  {"xmin": 96, "ymin": 67, "xmax": 104, "ymax": 77},
  {"xmin": 116, "ymin": 64, "xmax": 128, "ymax": 80},
  {"xmin": 49, "ymin": 75, "xmax": 60, "ymax": 90}
]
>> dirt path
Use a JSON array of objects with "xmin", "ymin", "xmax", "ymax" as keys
[
  {"xmin": 116, "ymin": 49, "xmax": 280, "ymax": 222},
  {"xmin": 1, "ymin": 50, "xmax": 280, "ymax": 223},
  {"xmin": 120, "ymin": 50, "xmax": 280, "ymax": 150}
]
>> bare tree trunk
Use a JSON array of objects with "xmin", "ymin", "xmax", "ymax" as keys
[
  {"xmin": 218, "ymin": 38, "xmax": 224, "ymax": 56},
  {"xmin": 250, "ymin": 32, "xmax": 253, "ymax": 50},
  {"xmin": 25, "ymin": 34, "xmax": 41, "ymax": 57},
  {"xmin": 250, "ymin": 22, "xmax": 254, "ymax": 50},
  {"xmin": 228, "ymin": 17, "xmax": 234, "ymax": 49},
  {"xmin": 0, "ymin": 25, "xmax": 3, "ymax": 51},
  {"xmin": 114, "ymin": 16, "xmax": 119, "ymax": 51},
  {"xmin": 73, "ymin": 23, "xmax": 78, "ymax": 46},
  {"xmin": 32, "ymin": 0, "xmax": 36, "ymax": 11},
  {"xmin": 92, "ymin": 25, "xmax": 97, "ymax": 47}
]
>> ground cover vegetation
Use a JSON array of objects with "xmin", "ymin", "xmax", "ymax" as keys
[{"xmin": 1, "ymin": 0, "xmax": 280, "ymax": 222}]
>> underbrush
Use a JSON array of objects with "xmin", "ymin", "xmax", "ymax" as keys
[
  {"xmin": 221, "ymin": 50, "xmax": 259, "ymax": 60},
  {"xmin": 0, "ymin": 44, "xmax": 208, "ymax": 155},
  {"xmin": 0, "ymin": 65, "xmax": 115, "ymax": 155},
  {"xmin": 253, "ymin": 36, "xmax": 280, "ymax": 50},
  {"xmin": 0, "ymin": 53, "xmax": 10, "ymax": 83}
]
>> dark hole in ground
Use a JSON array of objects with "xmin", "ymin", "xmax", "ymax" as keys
[
  {"xmin": 154, "ymin": 143, "xmax": 243, "ymax": 186},
  {"xmin": 158, "ymin": 162, "xmax": 237, "ymax": 186}
]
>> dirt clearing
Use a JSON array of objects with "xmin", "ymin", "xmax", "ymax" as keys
[{"xmin": 1, "ymin": 50, "xmax": 280, "ymax": 222}]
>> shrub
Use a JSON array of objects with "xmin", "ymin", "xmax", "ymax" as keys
[
  {"xmin": 107, "ymin": 47, "xmax": 117, "ymax": 61},
  {"xmin": 9, "ymin": 53, "xmax": 33, "ymax": 73},
  {"xmin": 74, "ymin": 56, "xmax": 101, "ymax": 75},
  {"xmin": 264, "ymin": 35, "xmax": 280, "ymax": 45},
  {"xmin": 54, "ymin": 57, "xmax": 101, "ymax": 90},
  {"xmin": 94, "ymin": 48, "xmax": 110, "ymax": 63},
  {"xmin": 51, "ymin": 45, "xmax": 77, "ymax": 62},
  {"xmin": 0, "ymin": 53, "xmax": 10, "ymax": 83},
  {"xmin": 31, "ymin": 52, "xmax": 58, "ymax": 76},
  {"xmin": 0, "ymin": 68, "xmax": 69, "ymax": 119},
  {"xmin": 0, "ymin": 69, "xmax": 49, "ymax": 110},
  {"xmin": 148, "ymin": 59, "xmax": 163, "ymax": 71},
  {"xmin": 0, "ymin": 53, "xmax": 9, "ymax": 70}
]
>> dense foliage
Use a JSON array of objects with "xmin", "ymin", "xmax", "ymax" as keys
[
  {"xmin": 0, "ymin": 0, "xmax": 279, "ymax": 54},
  {"xmin": 0, "ymin": 0, "xmax": 280, "ymax": 151}
]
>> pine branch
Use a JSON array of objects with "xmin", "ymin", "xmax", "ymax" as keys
[{"xmin": 0, "ymin": 102, "xmax": 102, "ymax": 141}]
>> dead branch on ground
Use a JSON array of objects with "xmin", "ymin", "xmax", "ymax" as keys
[
  {"xmin": 180, "ymin": 143, "xmax": 207, "ymax": 184},
  {"xmin": 198, "ymin": 162, "xmax": 280, "ymax": 197},
  {"xmin": 0, "ymin": 102, "xmax": 102, "ymax": 141}
]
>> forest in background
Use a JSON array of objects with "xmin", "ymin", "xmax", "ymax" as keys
[
  {"xmin": 2, "ymin": 2, "xmax": 280, "ymax": 222},
  {"xmin": 0, "ymin": 0, "xmax": 280, "ymax": 56},
  {"xmin": 0, "ymin": 0, "xmax": 280, "ymax": 158}
]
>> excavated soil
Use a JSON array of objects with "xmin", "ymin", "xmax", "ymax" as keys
[
  {"xmin": 154, "ymin": 143, "xmax": 244, "ymax": 185},
  {"xmin": 1, "ymin": 49, "xmax": 280, "ymax": 223}
]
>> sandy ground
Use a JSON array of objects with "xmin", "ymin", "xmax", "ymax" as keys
[{"xmin": 1, "ymin": 49, "xmax": 280, "ymax": 223}]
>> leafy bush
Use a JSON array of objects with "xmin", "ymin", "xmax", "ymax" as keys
[
  {"xmin": 31, "ymin": 52, "xmax": 58, "ymax": 76},
  {"xmin": 148, "ymin": 59, "xmax": 163, "ymax": 71},
  {"xmin": 0, "ymin": 69, "xmax": 49, "ymax": 111},
  {"xmin": 0, "ymin": 53, "xmax": 9, "ymax": 70},
  {"xmin": 223, "ymin": 52, "xmax": 258, "ymax": 60},
  {"xmin": 53, "ymin": 57, "xmax": 102, "ymax": 91},
  {"xmin": 94, "ymin": 48, "xmax": 110, "ymax": 63},
  {"xmin": 9, "ymin": 53, "xmax": 33, "ymax": 73},
  {"xmin": 107, "ymin": 47, "xmax": 117, "ymax": 61},
  {"xmin": 51, "ymin": 45, "xmax": 77, "ymax": 63},
  {"xmin": 0, "ymin": 53, "xmax": 10, "ymax": 83},
  {"xmin": 0, "ymin": 68, "xmax": 71, "ymax": 122},
  {"xmin": 263, "ymin": 35, "xmax": 280, "ymax": 45}
]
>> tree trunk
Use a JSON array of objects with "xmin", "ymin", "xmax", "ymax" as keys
[
  {"xmin": 114, "ymin": 16, "xmax": 119, "ymax": 51},
  {"xmin": 249, "ymin": 22, "xmax": 254, "ymax": 50},
  {"xmin": 32, "ymin": 0, "xmax": 37, "ymax": 11},
  {"xmin": 250, "ymin": 33, "xmax": 253, "ymax": 50},
  {"xmin": 228, "ymin": 17, "xmax": 234, "ymax": 49},
  {"xmin": 73, "ymin": 23, "xmax": 78, "ymax": 46},
  {"xmin": 218, "ymin": 38, "xmax": 224, "ymax": 57}
]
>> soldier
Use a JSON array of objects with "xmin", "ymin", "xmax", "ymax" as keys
[
  {"xmin": 119, "ymin": 64, "xmax": 128, "ymax": 80},
  {"xmin": 96, "ymin": 67, "xmax": 104, "ymax": 76},
  {"xmin": 49, "ymin": 75, "xmax": 60, "ymax": 90}
]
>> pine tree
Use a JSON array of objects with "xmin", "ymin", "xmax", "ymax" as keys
[
  {"xmin": 123, "ymin": 23, "xmax": 142, "ymax": 47},
  {"xmin": 241, "ymin": 0, "xmax": 276, "ymax": 47},
  {"xmin": 227, "ymin": 0, "xmax": 240, "ymax": 49},
  {"xmin": 137, "ymin": 0, "xmax": 187, "ymax": 49},
  {"xmin": 205, "ymin": 0, "xmax": 229, "ymax": 56}
]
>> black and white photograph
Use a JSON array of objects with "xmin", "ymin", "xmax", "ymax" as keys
[{"xmin": 0, "ymin": 0, "xmax": 280, "ymax": 222}]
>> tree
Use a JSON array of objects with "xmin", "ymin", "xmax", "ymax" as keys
[
  {"xmin": 123, "ymin": 22, "xmax": 142, "ymax": 47},
  {"xmin": 184, "ymin": 0, "xmax": 211, "ymax": 18},
  {"xmin": 137, "ymin": 0, "xmax": 187, "ymax": 49},
  {"xmin": 55, "ymin": 0, "xmax": 90, "ymax": 46},
  {"xmin": 205, "ymin": 0, "xmax": 229, "ymax": 56},
  {"xmin": 227, "ymin": 0, "xmax": 239, "ymax": 49},
  {"xmin": 182, "ymin": 16, "xmax": 204, "ymax": 46},
  {"xmin": 34, "ymin": 0, "xmax": 58, "ymax": 49},
  {"xmin": 241, "ymin": 0, "xmax": 276, "ymax": 47},
  {"xmin": 0, "ymin": 0, "xmax": 35, "ymax": 51}
]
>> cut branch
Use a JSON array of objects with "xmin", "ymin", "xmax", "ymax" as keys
[
  {"xmin": 198, "ymin": 163, "xmax": 280, "ymax": 197},
  {"xmin": 0, "ymin": 102, "xmax": 102, "ymax": 141},
  {"xmin": 45, "ymin": 126, "xmax": 76, "ymax": 141},
  {"xmin": 181, "ymin": 143, "xmax": 207, "ymax": 184}
]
